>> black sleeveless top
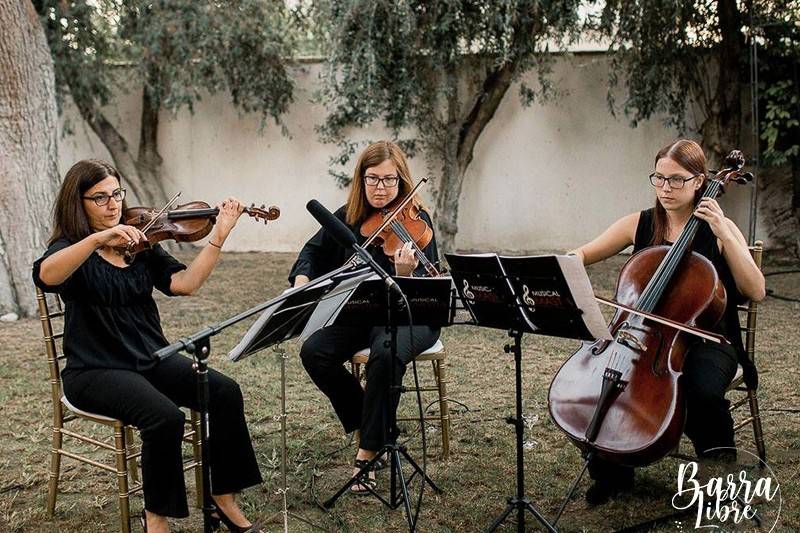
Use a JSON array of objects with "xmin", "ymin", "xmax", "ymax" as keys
[{"xmin": 633, "ymin": 208, "xmax": 746, "ymax": 361}]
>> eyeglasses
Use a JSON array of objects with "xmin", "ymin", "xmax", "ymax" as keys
[
  {"xmin": 648, "ymin": 173, "xmax": 701, "ymax": 189},
  {"xmin": 82, "ymin": 187, "xmax": 126, "ymax": 206},
  {"xmin": 364, "ymin": 175, "xmax": 399, "ymax": 188}
]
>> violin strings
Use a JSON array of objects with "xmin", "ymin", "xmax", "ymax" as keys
[{"xmin": 390, "ymin": 220, "xmax": 434, "ymax": 271}]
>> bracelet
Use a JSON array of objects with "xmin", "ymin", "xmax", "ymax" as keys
[{"xmin": 208, "ymin": 240, "xmax": 223, "ymax": 250}]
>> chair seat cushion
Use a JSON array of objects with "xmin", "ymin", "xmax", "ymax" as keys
[
  {"xmin": 61, "ymin": 395, "xmax": 117, "ymax": 423},
  {"xmin": 354, "ymin": 338, "xmax": 444, "ymax": 358}
]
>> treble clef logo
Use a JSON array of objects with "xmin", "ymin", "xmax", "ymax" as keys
[
  {"xmin": 522, "ymin": 284, "xmax": 536, "ymax": 311},
  {"xmin": 463, "ymin": 279, "xmax": 475, "ymax": 301}
]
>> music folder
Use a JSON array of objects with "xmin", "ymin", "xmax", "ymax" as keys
[
  {"xmin": 446, "ymin": 253, "xmax": 611, "ymax": 341},
  {"xmin": 330, "ymin": 275, "xmax": 453, "ymax": 327},
  {"xmin": 227, "ymin": 266, "xmax": 372, "ymax": 362}
]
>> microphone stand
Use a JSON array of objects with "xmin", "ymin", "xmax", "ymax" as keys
[
  {"xmin": 322, "ymin": 246, "xmax": 441, "ymax": 533},
  {"xmin": 153, "ymin": 260, "xmax": 364, "ymax": 532}
]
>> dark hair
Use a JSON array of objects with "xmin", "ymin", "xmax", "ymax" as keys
[
  {"xmin": 345, "ymin": 140, "xmax": 422, "ymax": 225},
  {"xmin": 49, "ymin": 159, "xmax": 127, "ymax": 244},
  {"xmin": 651, "ymin": 139, "xmax": 708, "ymax": 245}
]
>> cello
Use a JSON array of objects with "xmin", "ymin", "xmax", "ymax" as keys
[{"xmin": 548, "ymin": 150, "xmax": 752, "ymax": 467}]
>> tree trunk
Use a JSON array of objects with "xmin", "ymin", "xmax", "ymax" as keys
[
  {"xmin": 434, "ymin": 57, "xmax": 520, "ymax": 254},
  {"xmin": 0, "ymin": 0, "xmax": 60, "ymax": 317},
  {"xmin": 70, "ymin": 83, "xmax": 169, "ymax": 208},
  {"xmin": 700, "ymin": 0, "xmax": 745, "ymax": 168},
  {"xmin": 434, "ymin": 65, "xmax": 463, "ymax": 255}
]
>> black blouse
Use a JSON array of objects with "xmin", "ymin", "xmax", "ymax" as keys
[
  {"xmin": 32, "ymin": 238, "xmax": 187, "ymax": 372},
  {"xmin": 288, "ymin": 205, "xmax": 439, "ymax": 285}
]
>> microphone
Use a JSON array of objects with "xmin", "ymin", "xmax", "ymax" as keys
[
  {"xmin": 306, "ymin": 199, "xmax": 357, "ymax": 248},
  {"xmin": 305, "ymin": 199, "xmax": 403, "ymax": 297}
]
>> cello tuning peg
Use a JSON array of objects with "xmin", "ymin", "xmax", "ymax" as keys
[{"xmin": 261, "ymin": 204, "xmax": 265, "ymax": 209}]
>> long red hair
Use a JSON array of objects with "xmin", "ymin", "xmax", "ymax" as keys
[
  {"xmin": 651, "ymin": 140, "xmax": 708, "ymax": 245},
  {"xmin": 345, "ymin": 140, "xmax": 421, "ymax": 226}
]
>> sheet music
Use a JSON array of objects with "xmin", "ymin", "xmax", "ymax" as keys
[{"xmin": 555, "ymin": 255, "xmax": 612, "ymax": 340}]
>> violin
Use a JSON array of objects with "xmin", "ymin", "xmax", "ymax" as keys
[
  {"xmin": 359, "ymin": 178, "xmax": 440, "ymax": 277},
  {"xmin": 548, "ymin": 150, "xmax": 752, "ymax": 467},
  {"xmin": 121, "ymin": 196, "xmax": 280, "ymax": 264}
]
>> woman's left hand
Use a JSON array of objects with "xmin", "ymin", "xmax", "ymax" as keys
[
  {"xmin": 394, "ymin": 241, "xmax": 418, "ymax": 276},
  {"xmin": 213, "ymin": 197, "xmax": 245, "ymax": 244},
  {"xmin": 694, "ymin": 198, "xmax": 732, "ymax": 241}
]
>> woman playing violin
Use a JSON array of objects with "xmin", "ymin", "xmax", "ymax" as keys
[
  {"xmin": 33, "ymin": 160, "xmax": 263, "ymax": 532},
  {"xmin": 289, "ymin": 140, "xmax": 440, "ymax": 493},
  {"xmin": 569, "ymin": 139, "xmax": 765, "ymax": 505}
]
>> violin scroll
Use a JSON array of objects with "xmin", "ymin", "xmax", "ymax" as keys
[{"xmin": 245, "ymin": 204, "xmax": 281, "ymax": 224}]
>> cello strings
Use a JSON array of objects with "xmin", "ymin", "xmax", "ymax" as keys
[
  {"xmin": 644, "ymin": 179, "xmax": 722, "ymax": 308},
  {"xmin": 637, "ymin": 179, "xmax": 722, "ymax": 312}
]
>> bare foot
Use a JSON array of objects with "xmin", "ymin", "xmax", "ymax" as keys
[
  {"xmin": 144, "ymin": 510, "xmax": 170, "ymax": 533},
  {"xmin": 211, "ymin": 494, "xmax": 252, "ymax": 528}
]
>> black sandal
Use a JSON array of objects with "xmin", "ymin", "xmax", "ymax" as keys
[
  {"xmin": 350, "ymin": 459, "xmax": 377, "ymax": 494},
  {"xmin": 372, "ymin": 452, "xmax": 389, "ymax": 471}
]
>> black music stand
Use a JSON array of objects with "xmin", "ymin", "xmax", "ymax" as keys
[
  {"xmin": 447, "ymin": 253, "xmax": 611, "ymax": 533},
  {"xmin": 321, "ymin": 275, "xmax": 452, "ymax": 532}
]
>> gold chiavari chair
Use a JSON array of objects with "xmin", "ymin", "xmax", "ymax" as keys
[
  {"xmin": 36, "ymin": 287, "xmax": 203, "ymax": 532},
  {"xmin": 726, "ymin": 240, "xmax": 767, "ymax": 462}
]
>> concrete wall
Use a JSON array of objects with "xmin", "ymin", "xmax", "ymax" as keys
[{"xmin": 57, "ymin": 54, "xmax": 764, "ymax": 253}]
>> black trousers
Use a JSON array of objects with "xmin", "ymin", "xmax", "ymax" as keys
[
  {"xmin": 300, "ymin": 324, "xmax": 440, "ymax": 452},
  {"xmin": 589, "ymin": 341, "xmax": 739, "ymax": 484},
  {"xmin": 61, "ymin": 355, "xmax": 262, "ymax": 518}
]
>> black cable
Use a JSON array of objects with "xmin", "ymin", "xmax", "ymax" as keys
[
  {"xmin": 764, "ymin": 269, "xmax": 800, "ymax": 302},
  {"xmin": 399, "ymin": 290, "xmax": 428, "ymax": 532}
]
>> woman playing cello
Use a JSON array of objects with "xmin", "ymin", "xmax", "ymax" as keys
[
  {"xmin": 568, "ymin": 139, "xmax": 765, "ymax": 504},
  {"xmin": 289, "ymin": 140, "xmax": 440, "ymax": 493}
]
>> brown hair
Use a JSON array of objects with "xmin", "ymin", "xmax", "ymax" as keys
[
  {"xmin": 651, "ymin": 139, "xmax": 708, "ymax": 245},
  {"xmin": 345, "ymin": 140, "xmax": 422, "ymax": 225},
  {"xmin": 49, "ymin": 159, "xmax": 127, "ymax": 244}
]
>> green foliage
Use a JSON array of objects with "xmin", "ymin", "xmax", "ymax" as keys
[
  {"xmin": 598, "ymin": 0, "xmax": 799, "ymax": 153},
  {"xmin": 755, "ymin": 2, "xmax": 800, "ymax": 168},
  {"xmin": 596, "ymin": 0, "xmax": 722, "ymax": 131},
  {"xmin": 40, "ymin": 0, "xmax": 297, "ymax": 129},
  {"xmin": 310, "ymin": 0, "xmax": 584, "ymax": 176},
  {"xmin": 762, "ymin": 81, "xmax": 799, "ymax": 166}
]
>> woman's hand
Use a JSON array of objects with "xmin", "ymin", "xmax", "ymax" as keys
[
  {"xmin": 394, "ymin": 241, "xmax": 418, "ymax": 276},
  {"xmin": 212, "ymin": 197, "xmax": 245, "ymax": 245},
  {"xmin": 93, "ymin": 225, "xmax": 147, "ymax": 249},
  {"xmin": 693, "ymin": 198, "xmax": 733, "ymax": 241}
]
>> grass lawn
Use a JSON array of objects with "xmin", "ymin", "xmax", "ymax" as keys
[{"xmin": 1, "ymin": 251, "xmax": 797, "ymax": 532}]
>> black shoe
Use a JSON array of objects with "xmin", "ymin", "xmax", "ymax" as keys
[
  {"xmin": 585, "ymin": 479, "xmax": 633, "ymax": 506},
  {"xmin": 212, "ymin": 504, "xmax": 262, "ymax": 533}
]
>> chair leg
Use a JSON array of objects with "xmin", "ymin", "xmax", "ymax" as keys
[
  {"xmin": 125, "ymin": 426, "xmax": 138, "ymax": 484},
  {"xmin": 47, "ymin": 425, "xmax": 62, "ymax": 518},
  {"xmin": 748, "ymin": 389, "xmax": 767, "ymax": 463},
  {"xmin": 435, "ymin": 357, "xmax": 451, "ymax": 460},
  {"xmin": 191, "ymin": 410, "xmax": 204, "ymax": 508},
  {"xmin": 114, "ymin": 423, "xmax": 132, "ymax": 533}
]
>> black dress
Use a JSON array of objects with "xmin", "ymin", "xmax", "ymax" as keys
[
  {"xmin": 589, "ymin": 208, "xmax": 743, "ymax": 485},
  {"xmin": 289, "ymin": 205, "xmax": 441, "ymax": 451},
  {"xmin": 33, "ymin": 239, "xmax": 262, "ymax": 517}
]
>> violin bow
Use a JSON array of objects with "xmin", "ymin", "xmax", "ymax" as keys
[
  {"xmin": 137, "ymin": 191, "xmax": 183, "ymax": 234},
  {"xmin": 595, "ymin": 295, "xmax": 728, "ymax": 344}
]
